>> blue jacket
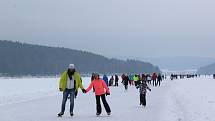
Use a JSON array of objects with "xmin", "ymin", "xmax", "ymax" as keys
[{"xmin": 103, "ymin": 75, "xmax": 109, "ymax": 86}]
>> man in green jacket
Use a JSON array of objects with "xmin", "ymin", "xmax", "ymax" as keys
[
  {"xmin": 58, "ymin": 64, "xmax": 86, "ymax": 117},
  {"xmin": 133, "ymin": 74, "xmax": 140, "ymax": 87}
]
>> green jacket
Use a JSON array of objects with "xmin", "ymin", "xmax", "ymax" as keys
[
  {"xmin": 133, "ymin": 76, "xmax": 139, "ymax": 82},
  {"xmin": 59, "ymin": 71, "xmax": 84, "ymax": 92}
]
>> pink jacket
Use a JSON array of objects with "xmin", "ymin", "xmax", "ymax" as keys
[{"xmin": 86, "ymin": 79, "xmax": 110, "ymax": 95}]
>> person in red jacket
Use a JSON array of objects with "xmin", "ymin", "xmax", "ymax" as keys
[
  {"xmin": 86, "ymin": 73, "xmax": 111, "ymax": 116},
  {"xmin": 152, "ymin": 73, "xmax": 157, "ymax": 86}
]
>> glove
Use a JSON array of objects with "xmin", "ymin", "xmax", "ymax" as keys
[
  {"xmin": 82, "ymin": 89, "xmax": 86, "ymax": 93},
  {"xmin": 59, "ymin": 88, "xmax": 63, "ymax": 92},
  {"xmin": 106, "ymin": 92, "xmax": 110, "ymax": 96}
]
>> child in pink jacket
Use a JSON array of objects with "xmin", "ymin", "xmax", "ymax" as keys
[{"xmin": 86, "ymin": 73, "xmax": 111, "ymax": 116}]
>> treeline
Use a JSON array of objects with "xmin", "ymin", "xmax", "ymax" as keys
[
  {"xmin": 197, "ymin": 63, "xmax": 215, "ymax": 74},
  {"xmin": 0, "ymin": 40, "xmax": 160, "ymax": 76}
]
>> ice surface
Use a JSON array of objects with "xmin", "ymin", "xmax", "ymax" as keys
[{"xmin": 0, "ymin": 76, "xmax": 215, "ymax": 121}]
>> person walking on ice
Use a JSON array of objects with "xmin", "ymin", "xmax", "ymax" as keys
[
  {"xmin": 86, "ymin": 73, "xmax": 111, "ymax": 116},
  {"xmin": 138, "ymin": 79, "xmax": 151, "ymax": 107},
  {"xmin": 58, "ymin": 64, "xmax": 86, "ymax": 117},
  {"xmin": 103, "ymin": 74, "xmax": 109, "ymax": 87},
  {"xmin": 114, "ymin": 74, "xmax": 119, "ymax": 86}
]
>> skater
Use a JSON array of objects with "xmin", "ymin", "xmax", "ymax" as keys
[
  {"xmin": 91, "ymin": 73, "xmax": 96, "ymax": 82},
  {"xmin": 138, "ymin": 80, "xmax": 151, "ymax": 107},
  {"xmin": 141, "ymin": 74, "xmax": 147, "ymax": 82},
  {"xmin": 157, "ymin": 74, "xmax": 162, "ymax": 86},
  {"xmin": 121, "ymin": 74, "xmax": 126, "ymax": 83},
  {"xmin": 114, "ymin": 74, "xmax": 119, "ymax": 86},
  {"xmin": 162, "ymin": 75, "xmax": 165, "ymax": 80},
  {"xmin": 122, "ymin": 75, "xmax": 129, "ymax": 91},
  {"xmin": 152, "ymin": 73, "xmax": 157, "ymax": 86},
  {"xmin": 147, "ymin": 74, "xmax": 152, "ymax": 84},
  {"xmin": 58, "ymin": 64, "xmax": 86, "ymax": 117},
  {"xmin": 91, "ymin": 73, "xmax": 96, "ymax": 92},
  {"xmin": 86, "ymin": 73, "xmax": 111, "ymax": 116},
  {"xmin": 103, "ymin": 74, "xmax": 109, "ymax": 87},
  {"xmin": 133, "ymin": 74, "xmax": 139, "ymax": 87},
  {"xmin": 109, "ymin": 76, "xmax": 114, "ymax": 86},
  {"xmin": 129, "ymin": 74, "xmax": 134, "ymax": 86}
]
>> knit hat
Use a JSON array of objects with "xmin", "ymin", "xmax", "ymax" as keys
[{"xmin": 68, "ymin": 64, "xmax": 75, "ymax": 69}]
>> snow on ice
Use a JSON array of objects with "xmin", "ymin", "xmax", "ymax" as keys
[{"xmin": 0, "ymin": 76, "xmax": 215, "ymax": 121}]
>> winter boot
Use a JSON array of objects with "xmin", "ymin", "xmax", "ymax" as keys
[
  {"xmin": 107, "ymin": 112, "xmax": 111, "ymax": 115},
  {"xmin": 70, "ymin": 113, "xmax": 74, "ymax": 117},
  {"xmin": 58, "ymin": 112, "xmax": 64, "ymax": 117},
  {"xmin": 96, "ymin": 113, "xmax": 101, "ymax": 116}
]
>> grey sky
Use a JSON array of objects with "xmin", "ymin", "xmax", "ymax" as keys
[{"xmin": 1, "ymin": 0, "xmax": 215, "ymax": 58}]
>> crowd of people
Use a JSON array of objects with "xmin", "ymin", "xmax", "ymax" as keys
[
  {"xmin": 170, "ymin": 74, "xmax": 200, "ymax": 80},
  {"xmin": 92, "ymin": 73, "xmax": 165, "ymax": 108},
  {"xmin": 120, "ymin": 73, "xmax": 165, "ymax": 89},
  {"xmin": 57, "ymin": 64, "xmax": 169, "ymax": 118}
]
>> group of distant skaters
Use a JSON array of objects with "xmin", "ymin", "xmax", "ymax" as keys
[
  {"xmin": 170, "ymin": 74, "xmax": 200, "ymax": 80},
  {"xmin": 121, "ymin": 73, "xmax": 166, "ymax": 90},
  {"xmin": 91, "ymin": 72, "xmax": 166, "ymax": 107},
  {"xmin": 91, "ymin": 73, "xmax": 166, "ymax": 91}
]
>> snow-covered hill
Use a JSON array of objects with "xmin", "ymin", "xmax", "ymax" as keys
[{"xmin": 0, "ymin": 76, "xmax": 215, "ymax": 121}]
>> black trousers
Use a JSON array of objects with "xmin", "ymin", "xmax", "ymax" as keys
[
  {"xmin": 115, "ymin": 82, "xmax": 118, "ymax": 86},
  {"xmin": 124, "ymin": 85, "xmax": 128, "ymax": 90},
  {"xmin": 157, "ymin": 80, "xmax": 161, "ymax": 86},
  {"xmin": 153, "ymin": 79, "xmax": 156, "ymax": 86},
  {"xmin": 96, "ymin": 94, "xmax": 111, "ymax": 114},
  {"xmin": 140, "ymin": 94, "xmax": 146, "ymax": 106},
  {"xmin": 134, "ymin": 81, "xmax": 138, "ymax": 86}
]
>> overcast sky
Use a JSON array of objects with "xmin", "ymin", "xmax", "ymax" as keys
[{"xmin": 1, "ymin": 0, "xmax": 215, "ymax": 58}]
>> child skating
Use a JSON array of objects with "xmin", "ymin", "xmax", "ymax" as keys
[{"xmin": 138, "ymin": 80, "xmax": 151, "ymax": 107}]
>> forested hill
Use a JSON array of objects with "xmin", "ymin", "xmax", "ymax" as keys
[
  {"xmin": 197, "ymin": 63, "xmax": 215, "ymax": 74},
  {"xmin": 0, "ymin": 40, "xmax": 160, "ymax": 76}
]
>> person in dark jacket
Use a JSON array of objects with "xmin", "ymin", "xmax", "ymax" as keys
[
  {"xmin": 109, "ymin": 76, "xmax": 114, "ymax": 86},
  {"xmin": 114, "ymin": 74, "xmax": 119, "ymax": 86},
  {"xmin": 138, "ymin": 80, "xmax": 151, "ymax": 107},
  {"xmin": 91, "ymin": 73, "xmax": 96, "ymax": 92},
  {"xmin": 122, "ymin": 75, "xmax": 129, "ymax": 90},
  {"xmin": 157, "ymin": 74, "xmax": 162, "ymax": 86}
]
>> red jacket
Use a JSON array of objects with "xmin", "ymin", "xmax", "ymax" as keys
[
  {"xmin": 152, "ymin": 74, "xmax": 157, "ymax": 80},
  {"xmin": 86, "ymin": 79, "xmax": 110, "ymax": 95}
]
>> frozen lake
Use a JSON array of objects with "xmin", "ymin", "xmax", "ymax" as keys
[{"xmin": 0, "ymin": 76, "xmax": 215, "ymax": 121}]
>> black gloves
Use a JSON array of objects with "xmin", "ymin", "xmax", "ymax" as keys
[
  {"xmin": 59, "ymin": 88, "xmax": 63, "ymax": 92},
  {"xmin": 106, "ymin": 92, "xmax": 110, "ymax": 96},
  {"xmin": 82, "ymin": 89, "xmax": 86, "ymax": 93}
]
